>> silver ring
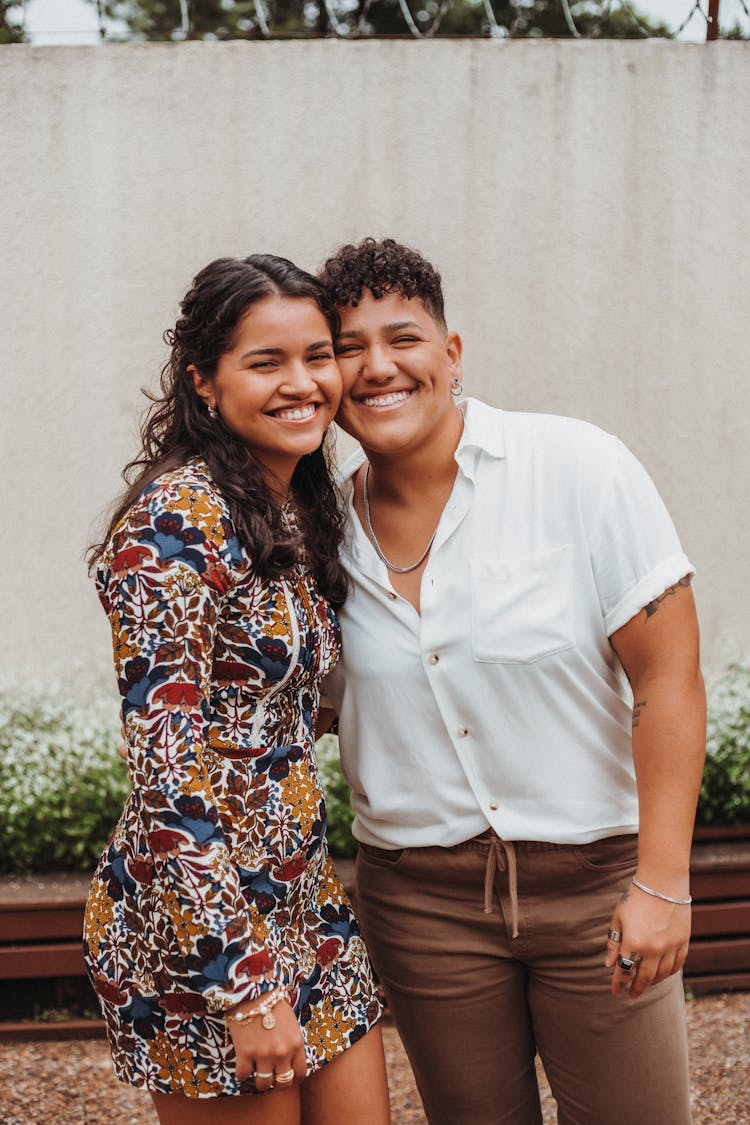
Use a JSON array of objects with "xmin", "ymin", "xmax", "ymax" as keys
[
  {"xmin": 607, "ymin": 929, "xmax": 622, "ymax": 943},
  {"xmin": 276, "ymin": 1069, "xmax": 295, "ymax": 1084},
  {"xmin": 617, "ymin": 953, "xmax": 641, "ymax": 975},
  {"xmin": 255, "ymin": 1071, "xmax": 274, "ymax": 1079}
]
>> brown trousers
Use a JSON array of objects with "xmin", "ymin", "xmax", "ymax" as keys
[{"xmin": 356, "ymin": 833, "xmax": 691, "ymax": 1125}]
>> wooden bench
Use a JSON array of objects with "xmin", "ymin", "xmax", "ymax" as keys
[
  {"xmin": 685, "ymin": 836, "xmax": 750, "ymax": 994},
  {"xmin": 1, "ymin": 846, "xmax": 747, "ymax": 1039},
  {"xmin": 0, "ymin": 873, "xmax": 97, "ymax": 1039}
]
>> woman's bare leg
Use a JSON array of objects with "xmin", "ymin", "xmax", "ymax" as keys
[
  {"xmin": 151, "ymin": 1087, "xmax": 299, "ymax": 1125},
  {"xmin": 300, "ymin": 1023, "xmax": 391, "ymax": 1125}
]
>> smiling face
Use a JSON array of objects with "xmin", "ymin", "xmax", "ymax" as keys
[
  {"xmin": 191, "ymin": 294, "xmax": 341, "ymax": 490},
  {"xmin": 333, "ymin": 290, "xmax": 463, "ymax": 460}
]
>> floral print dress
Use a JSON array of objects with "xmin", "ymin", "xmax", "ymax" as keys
[{"xmin": 83, "ymin": 459, "xmax": 381, "ymax": 1098}]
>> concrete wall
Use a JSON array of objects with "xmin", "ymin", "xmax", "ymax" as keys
[{"xmin": 1, "ymin": 41, "xmax": 748, "ymax": 679}]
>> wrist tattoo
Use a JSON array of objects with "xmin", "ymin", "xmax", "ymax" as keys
[
  {"xmin": 619, "ymin": 888, "xmax": 631, "ymax": 905},
  {"xmin": 644, "ymin": 575, "xmax": 692, "ymax": 620}
]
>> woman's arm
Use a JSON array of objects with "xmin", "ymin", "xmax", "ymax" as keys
[
  {"xmin": 101, "ymin": 485, "xmax": 282, "ymax": 1013},
  {"xmin": 315, "ymin": 706, "xmax": 338, "ymax": 739},
  {"xmin": 607, "ymin": 577, "xmax": 706, "ymax": 999}
]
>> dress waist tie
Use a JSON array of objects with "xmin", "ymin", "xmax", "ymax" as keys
[{"xmin": 482, "ymin": 834, "xmax": 520, "ymax": 939}]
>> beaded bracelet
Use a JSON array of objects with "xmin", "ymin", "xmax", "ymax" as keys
[
  {"xmin": 224, "ymin": 988, "xmax": 287, "ymax": 1045},
  {"xmin": 631, "ymin": 876, "xmax": 692, "ymax": 905}
]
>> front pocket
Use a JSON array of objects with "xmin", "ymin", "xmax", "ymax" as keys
[
  {"xmin": 470, "ymin": 545, "xmax": 575, "ymax": 663},
  {"xmin": 358, "ymin": 843, "xmax": 407, "ymax": 867},
  {"xmin": 572, "ymin": 834, "xmax": 638, "ymax": 872}
]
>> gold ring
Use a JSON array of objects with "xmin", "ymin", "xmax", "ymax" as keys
[{"xmin": 276, "ymin": 1069, "xmax": 295, "ymax": 1084}]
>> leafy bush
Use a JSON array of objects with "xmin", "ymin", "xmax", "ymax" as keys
[
  {"xmin": 696, "ymin": 662, "xmax": 750, "ymax": 826},
  {"xmin": 0, "ymin": 678, "xmax": 129, "ymax": 874},
  {"xmin": 316, "ymin": 733, "xmax": 357, "ymax": 857}
]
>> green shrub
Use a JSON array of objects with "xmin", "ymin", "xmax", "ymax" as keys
[
  {"xmin": 316, "ymin": 733, "xmax": 357, "ymax": 857},
  {"xmin": 0, "ymin": 678, "xmax": 129, "ymax": 874},
  {"xmin": 696, "ymin": 662, "xmax": 750, "ymax": 826}
]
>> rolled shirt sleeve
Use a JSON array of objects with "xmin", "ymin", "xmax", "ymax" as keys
[{"xmin": 588, "ymin": 438, "xmax": 694, "ymax": 637}]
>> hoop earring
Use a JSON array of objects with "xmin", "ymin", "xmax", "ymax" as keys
[
  {"xmin": 207, "ymin": 403, "xmax": 218, "ymax": 420},
  {"xmin": 450, "ymin": 376, "xmax": 463, "ymax": 398}
]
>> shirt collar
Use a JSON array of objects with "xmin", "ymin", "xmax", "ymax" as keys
[{"xmin": 455, "ymin": 398, "xmax": 506, "ymax": 464}]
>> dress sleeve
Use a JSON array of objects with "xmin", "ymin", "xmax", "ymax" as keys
[
  {"xmin": 587, "ymin": 438, "xmax": 694, "ymax": 637},
  {"xmin": 97, "ymin": 481, "xmax": 281, "ymax": 1012}
]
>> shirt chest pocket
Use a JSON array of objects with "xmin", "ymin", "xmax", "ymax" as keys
[{"xmin": 470, "ymin": 545, "xmax": 575, "ymax": 664}]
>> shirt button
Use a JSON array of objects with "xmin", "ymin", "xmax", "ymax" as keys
[
  {"xmin": 489, "ymin": 800, "xmax": 499, "ymax": 811},
  {"xmin": 428, "ymin": 654, "xmax": 439, "ymax": 665},
  {"xmin": 387, "ymin": 591, "xmax": 397, "ymax": 601},
  {"xmin": 456, "ymin": 727, "xmax": 468, "ymax": 738}
]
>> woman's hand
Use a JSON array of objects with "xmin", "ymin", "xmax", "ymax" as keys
[
  {"xmin": 605, "ymin": 884, "xmax": 691, "ymax": 1000},
  {"xmin": 228, "ymin": 989, "xmax": 307, "ymax": 1091}
]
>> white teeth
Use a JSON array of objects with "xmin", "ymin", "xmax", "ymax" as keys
[
  {"xmin": 274, "ymin": 404, "xmax": 317, "ymax": 421},
  {"xmin": 360, "ymin": 391, "xmax": 412, "ymax": 408}
]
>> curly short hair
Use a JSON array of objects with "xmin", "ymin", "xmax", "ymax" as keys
[{"xmin": 318, "ymin": 237, "xmax": 446, "ymax": 328}]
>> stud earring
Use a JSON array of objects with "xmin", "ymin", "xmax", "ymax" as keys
[
  {"xmin": 450, "ymin": 376, "xmax": 463, "ymax": 398},
  {"xmin": 207, "ymin": 403, "xmax": 218, "ymax": 420}
]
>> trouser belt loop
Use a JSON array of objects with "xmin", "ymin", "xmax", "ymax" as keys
[{"xmin": 483, "ymin": 834, "xmax": 520, "ymax": 939}]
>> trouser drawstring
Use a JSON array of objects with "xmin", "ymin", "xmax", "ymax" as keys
[{"xmin": 483, "ymin": 834, "xmax": 520, "ymax": 939}]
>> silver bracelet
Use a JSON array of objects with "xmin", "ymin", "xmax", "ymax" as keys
[{"xmin": 631, "ymin": 876, "xmax": 692, "ymax": 905}]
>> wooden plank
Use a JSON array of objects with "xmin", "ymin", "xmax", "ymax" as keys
[
  {"xmin": 0, "ymin": 943, "xmax": 87, "ymax": 980},
  {"xmin": 684, "ymin": 971, "xmax": 750, "ymax": 995},
  {"xmin": 0, "ymin": 905, "xmax": 85, "ymax": 943},
  {"xmin": 693, "ymin": 826, "xmax": 750, "ymax": 843},
  {"xmin": 691, "ymin": 870, "xmax": 750, "ymax": 901},
  {"xmin": 0, "ymin": 874, "xmax": 90, "ymax": 906},
  {"xmin": 684, "ymin": 937, "xmax": 750, "ymax": 974},
  {"xmin": 690, "ymin": 841, "xmax": 750, "ymax": 873},
  {"xmin": 0, "ymin": 1019, "xmax": 105, "ymax": 1042},
  {"xmin": 691, "ymin": 900, "xmax": 750, "ymax": 937}
]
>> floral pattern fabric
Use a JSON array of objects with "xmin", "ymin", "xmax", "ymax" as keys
[{"xmin": 83, "ymin": 459, "xmax": 381, "ymax": 1097}]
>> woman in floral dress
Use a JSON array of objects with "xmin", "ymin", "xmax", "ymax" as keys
[{"xmin": 83, "ymin": 255, "xmax": 389, "ymax": 1125}]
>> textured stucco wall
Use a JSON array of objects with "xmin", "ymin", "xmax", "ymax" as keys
[{"xmin": 1, "ymin": 41, "xmax": 747, "ymax": 678}]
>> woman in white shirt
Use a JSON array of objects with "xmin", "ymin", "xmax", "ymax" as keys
[{"xmin": 317, "ymin": 237, "xmax": 705, "ymax": 1125}]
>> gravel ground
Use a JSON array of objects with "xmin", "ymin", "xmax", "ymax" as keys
[{"xmin": 0, "ymin": 993, "xmax": 747, "ymax": 1124}]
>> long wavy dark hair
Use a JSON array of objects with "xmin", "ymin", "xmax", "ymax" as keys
[{"xmin": 89, "ymin": 254, "xmax": 348, "ymax": 608}]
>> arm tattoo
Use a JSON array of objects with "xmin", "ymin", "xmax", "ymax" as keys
[
  {"xmin": 644, "ymin": 574, "xmax": 692, "ymax": 620},
  {"xmin": 633, "ymin": 700, "xmax": 647, "ymax": 729}
]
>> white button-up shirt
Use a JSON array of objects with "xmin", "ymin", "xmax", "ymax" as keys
[{"xmin": 323, "ymin": 399, "xmax": 693, "ymax": 848}]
